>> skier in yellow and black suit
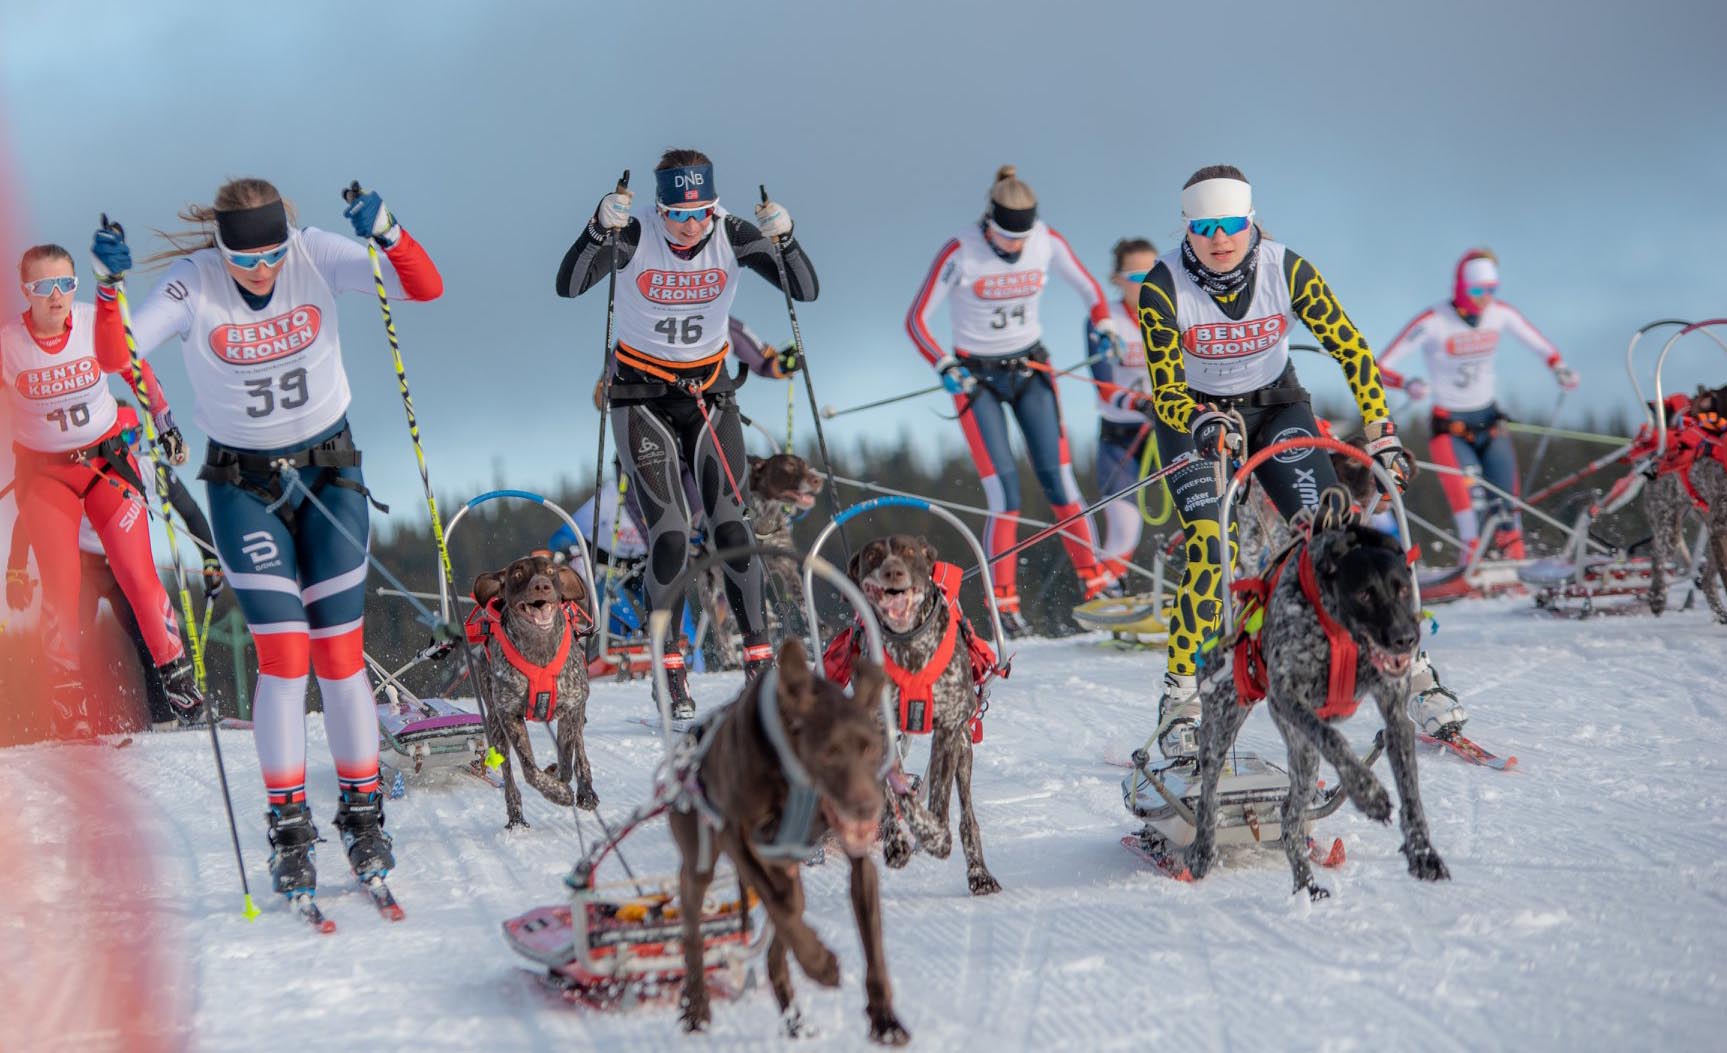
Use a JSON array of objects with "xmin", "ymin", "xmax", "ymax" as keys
[{"xmin": 1137, "ymin": 165, "xmax": 1414, "ymax": 759}]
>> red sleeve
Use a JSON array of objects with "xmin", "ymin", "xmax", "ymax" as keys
[
  {"xmin": 906, "ymin": 239, "xmax": 960, "ymax": 367},
  {"xmin": 93, "ymin": 287, "xmax": 131, "ymax": 372},
  {"xmin": 1048, "ymin": 228, "xmax": 1111, "ymax": 326},
  {"xmin": 383, "ymin": 228, "xmax": 444, "ymax": 302},
  {"xmin": 1378, "ymin": 365, "xmax": 1407, "ymax": 389}
]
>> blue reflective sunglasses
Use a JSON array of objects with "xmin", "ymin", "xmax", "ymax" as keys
[
  {"xmin": 24, "ymin": 276, "xmax": 78, "ymax": 297},
  {"xmin": 1186, "ymin": 216, "xmax": 1253, "ymax": 238},
  {"xmin": 1466, "ymin": 285, "xmax": 1498, "ymax": 299},
  {"xmin": 225, "ymin": 245, "xmax": 290, "ymax": 270},
  {"xmin": 119, "ymin": 426, "xmax": 140, "ymax": 447},
  {"xmin": 659, "ymin": 203, "xmax": 716, "ymax": 223},
  {"xmin": 1117, "ymin": 269, "xmax": 1149, "ymax": 284}
]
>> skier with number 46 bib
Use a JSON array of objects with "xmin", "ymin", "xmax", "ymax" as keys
[
  {"xmin": 94, "ymin": 177, "xmax": 443, "ymax": 913},
  {"xmin": 556, "ymin": 148, "xmax": 819, "ymax": 719}
]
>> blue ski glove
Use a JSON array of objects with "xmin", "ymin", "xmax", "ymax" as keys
[
  {"xmin": 936, "ymin": 356, "xmax": 976, "ymax": 396},
  {"xmin": 342, "ymin": 187, "xmax": 402, "ymax": 249},
  {"xmin": 91, "ymin": 224, "xmax": 132, "ymax": 284}
]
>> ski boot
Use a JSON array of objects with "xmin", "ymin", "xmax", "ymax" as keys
[
  {"xmin": 655, "ymin": 654, "xmax": 697, "ymax": 721},
  {"xmin": 1156, "ymin": 672, "xmax": 1201, "ymax": 760},
  {"xmin": 1406, "ymin": 652, "xmax": 1467, "ymax": 738},
  {"xmin": 333, "ymin": 789, "xmax": 395, "ymax": 881},
  {"xmin": 158, "ymin": 655, "xmax": 208, "ymax": 726},
  {"xmin": 267, "ymin": 801, "xmax": 320, "ymax": 896},
  {"xmin": 741, "ymin": 637, "xmax": 775, "ymax": 684}
]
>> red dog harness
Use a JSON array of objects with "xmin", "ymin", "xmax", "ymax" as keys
[
  {"xmin": 824, "ymin": 562, "xmax": 1003, "ymax": 741},
  {"xmin": 465, "ymin": 598, "xmax": 591, "ymax": 723},
  {"xmin": 1229, "ymin": 541, "xmax": 1372, "ymax": 722}
]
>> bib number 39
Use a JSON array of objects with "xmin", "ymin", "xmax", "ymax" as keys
[
  {"xmin": 653, "ymin": 315, "xmax": 705, "ymax": 345},
  {"xmin": 244, "ymin": 368, "xmax": 310, "ymax": 418}
]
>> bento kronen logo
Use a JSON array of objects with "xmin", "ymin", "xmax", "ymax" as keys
[
  {"xmin": 637, "ymin": 268, "xmax": 727, "ymax": 304},
  {"xmin": 15, "ymin": 357, "xmax": 100, "ymax": 399},
  {"xmin": 973, "ymin": 271, "xmax": 1043, "ymax": 300},
  {"xmin": 208, "ymin": 306, "xmax": 323, "ymax": 364},
  {"xmin": 1184, "ymin": 315, "xmax": 1287, "ymax": 359}
]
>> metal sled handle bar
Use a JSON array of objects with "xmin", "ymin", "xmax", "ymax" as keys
[
  {"xmin": 1625, "ymin": 319, "xmax": 1727, "ymax": 428},
  {"xmin": 1654, "ymin": 319, "xmax": 1727, "ymax": 459},
  {"xmin": 440, "ymin": 489, "xmax": 601, "ymax": 628},
  {"xmin": 1218, "ymin": 438, "xmax": 1417, "ymax": 638},
  {"xmin": 803, "ymin": 495, "xmax": 1009, "ymax": 660},
  {"xmin": 647, "ymin": 544, "xmax": 891, "ymax": 767},
  {"xmin": 741, "ymin": 413, "xmax": 782, "ymax": 455}
]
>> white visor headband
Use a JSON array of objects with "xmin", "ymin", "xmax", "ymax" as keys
[
  {"xmin": 1461, "ymin": 257, "xmax": 1500, "ymax": 286},
  {"xmin": 1181, "ymin": 177, "xmax": 1253, "ymax": 220}
]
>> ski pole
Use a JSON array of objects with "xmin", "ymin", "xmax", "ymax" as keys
[
  {"xmin": 760, "ymin": 183, "xmax": 848, "ymax": 554},
  {"xmin": 961, "ymin": 452, "xmax": 1199, "ymax": 583},
  {"xmin": 1501, "ymin": 420, "xmax": 1627, "ymax": 446},
  {"xmin": 1524, "ymin": 441, "xmax": 1635, "ymax": 505},
  {"xmin": 105, "ymin": 214, "xmax": 254, "ymax": 919},
  {"xmin": 785, "ymin": 377, "xmax": 796, "ymax": 450},
  {"xmin": 590, "ymin": 170, "xmax": 630, "ymax": 582},
  {"xmin": 0, "ymin": 479, "xmax": 13, "ymax": 502},
  {"xmin": 1523, "ymin": 388, "xmax": 1568, "ymax": 488},
  {"xmin": 341, "ymin": 181, "xmax": 502, "ymax": 767}
]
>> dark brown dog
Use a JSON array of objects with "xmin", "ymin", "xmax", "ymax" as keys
[
  {"xmin": 848, "ymin": 535, "xmax": 996, "ymax": 895},
  {"xmin": 749, "ymin": 452, "xmax": 824, "ymax": 625},
  {"xmin": 473, "ymin": 555, "xmax": 596, "ymax": 829},
  {"xmin": 668, "ymin": 639, "xmax": 909, "ymax": 1044}
]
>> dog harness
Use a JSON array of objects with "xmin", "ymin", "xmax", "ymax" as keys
[
  {"xmin": 1228, "ymin": 540, "xmax": 1364, "ymax": 722},
  {"xmin": 464, "ymin": 597, "xmax": 592, "ymax": 723},
  {"xmin": 823, "ymin": 562, "xmax": 1002, "ymax": 741},
  {"xmin": 753, "ymin": 668, "xmax": 827, "ymax": 860}
]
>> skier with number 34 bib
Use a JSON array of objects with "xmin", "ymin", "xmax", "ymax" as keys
[{"xmin": 93, "ymin": 177, "xmax": 443, "ymax": 913}]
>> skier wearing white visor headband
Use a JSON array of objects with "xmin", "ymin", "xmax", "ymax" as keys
[{"xmin": 1133, "ymin": 164, "xmax": 1414, "ymax": 760}]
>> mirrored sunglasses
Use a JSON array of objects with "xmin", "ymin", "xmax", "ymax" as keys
[
  {"xmin": 1186, "ymin": 215, "xmax": 1253, "ymax": 238},
  {"xmin": 226, "ymin": 245, "xmax": 290, "ymax": 270},
  {"xmin": 24, "ymin": 276, "xmax": 78, "ymax": 297},
  {"xmin": 1467, "ymin": 285, "xmax": 1498, "ymax": 298},
  {"xmin": 1117, "ymin": 269, "xmax": 1149, "ymax": 284},
  {"xmin": 658, "ymin": 203, "xmax": 716, "ymax": 223}
]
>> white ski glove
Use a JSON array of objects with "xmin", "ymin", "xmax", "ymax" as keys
[
  {"xmin": 596, "ymin": 189, "xmax": 634, "ymax": 231},
  {"xmin": 1402, "ymin": 377, "xmax": 1430, "ymax": 402},
  {"xmin": 754, "ymin": 198, "xmax": 793, "ymax": 241},
  {"xmin": 1364, "ymin": 417, "xmax": 1416, "ymax": 490},
  {"xmin": 1553, "ymin": 363, "xmax": 1579, "ymax": 391}
]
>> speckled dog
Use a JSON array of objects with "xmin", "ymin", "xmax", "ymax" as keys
[
  {"xmin": 1186, "ymin": 510, "xmax": 1448, "ymax": 899},
  {"xmin": 749, "ymin": 452, "xmax": 823, "ymax": 623},
  {"xmin": 1685, "ymin": 384, "xmax": 1727, "ymax": 622},
  {"xmin": 848, "ymin": 535, "xmax": 993, "ymax": 895},
  {"xmin": 473, "ymin": 555, "xmax": 596, "ymax": 829}
]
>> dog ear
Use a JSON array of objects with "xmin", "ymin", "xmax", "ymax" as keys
[
  {"xmin": 917, "ymin": 535, "xmax": 937, "ymax": 569},
  {"xmin": 846, "ymin": 547, "xmax": 867, "ymax": 584},
  {"xmin": 1309, "ymin": 531, "xmax": 1347, "ymax": 581},
  {"xmin": 747, "ymin": 454, "xmax": 765, "ymax": 474},
  {"xmin": 554, "ymin": 565, "xmax": 587, "ymax": 606},
  {"xmin": 775, "ymin": 638, "xmax": 815, "ymax": 717},
  {"xmin": 473, "ymin": 571, "xmax": 505, "ymax": 607},
  {"xmin": 849, "ymin": 658, "xmax": 887, "ymax": 717}
]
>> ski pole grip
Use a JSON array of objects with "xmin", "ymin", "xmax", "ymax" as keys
[
  {"xmin": 99, "ymin": 212, "xmax": 123, "ymax": 239},
  {"xmin": 342, "ymin": 180, "xmax": 362, "ymax": 205},
  {"xmin": 759, "ymin": 184, "xmax": 769, "ymax": 203},
  {"xmin": 617, "ymin": 169, "xmax": 630, "ymax": 193}
]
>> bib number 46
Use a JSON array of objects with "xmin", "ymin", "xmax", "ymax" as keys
[
  {"xmin": 653, "ymin": 315, "xmax": 705, "ymax": 345},
  {"xmin": 244, "ymin": 367, "xmax": 310, "ymax": 418}
]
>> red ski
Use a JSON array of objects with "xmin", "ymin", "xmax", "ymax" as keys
[
  {"xmin": 1306, "ymin": 836, "xmax": 1347, "ymax": 868},
  {"xmin": 364, "ymin": 877, "xmax": 405, "ymax": 922},
  {"xmin": 1419, "ymin": 731, "xmax": 1517, "ymax": 771},
  {"xmin": 290, "ymin": 894, "xmax": 337, "ymax": 934}
]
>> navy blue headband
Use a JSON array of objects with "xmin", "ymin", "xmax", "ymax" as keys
[{"xmin": 655, "ymin": 164, "xmax": 716, "ymax": 206}]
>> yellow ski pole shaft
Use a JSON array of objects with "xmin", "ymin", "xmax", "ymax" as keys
[{"xmin": 105, "ymin": 214, "xmax": 256, "ymax": 920}]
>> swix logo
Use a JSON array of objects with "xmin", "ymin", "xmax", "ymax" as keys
[
  {"xmin": 15, "ymin": 357, "xmax": 100, "ymax": 399},
  {"xmin": 1444, "ymin": 329, "xmax": 1498, "ymax": 357},
  {"xmin": 638, "ymin": 268, "xmax": 727, "ymax": 304},
  {"xmin": 1271, "ymin": 426, "xmax": 1315, "ymax": 464},
  {"xmin": 208, "ymin": 306, "xmax": 322, "ymax": 365},
  {"xmin": 1293, "ymin": 467, "xmax": 1320, "ymax": 509},
  {"xmin": 1184, "ymin": 315, "xmax": 1287, "ymax": 359},
  {"xmin": 240, "ymin": 531, "xmax": 280, "ymax": 569},
  {"xmin": 973, "ymin": 271, "xmax": 1043, "ymax": 300},
  {"xmin": 117, "ymin": 497, "xmax": 143, "ymax": 533}
]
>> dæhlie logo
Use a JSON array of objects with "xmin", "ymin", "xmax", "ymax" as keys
[
  {"xmin": 209, "ymin": 306, "xmax": 322, "ymax": 364},
  {"xmin": 974, "ymin": 271, "xmax": 1043, "ymax": 300},
  {"xmin": 1184, "ymin": 315, "xmax": 1287, "ymax": 359},
  {"xmin": 16, "ymin": 356, "xmax": 100, "ymax": 398},
  {"xmin": 638, "ymin": 268, "xmax": 727, "ymax": 304}
]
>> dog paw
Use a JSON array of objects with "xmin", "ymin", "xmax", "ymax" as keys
[
  {"xmin": 882, "ymin": 834, "xmax": 914, "ymax": 870},
  {"xmin": 803, "ymin": 944, "xmax": 841, "ymax": 988},
  {"xmin": 867, "ymin": 1008, "xmax": 911, "ymax": 1046},
  {"xmin": 1302, "ymin": 881, "xmax": 1331, "ymax": 902},
  {"xmin": 1402, "ymin": 843, "xmax": 1451, "ymax": 881},
  {"xmin": 968, "ymin": 869, "xmax": 1002, "ymax": 896},
  {"xmin": 1185, "ymin": 840, "xmax": 1218, "ymax": 880},
  {"xmin": 1350, "ymin": 778, "xmax": 1393, "ymax": 823},
  {"xmin": 540, "ymin": 782, "xmax": 575, "ymax": 807},
  {"xmin": 678, "ymin": 989, "xmax": 711, "ymax": 1033},
  {"xmin": 917, "ymin": 826, "xmax": 953, "ymax": 860},
  {"xmin": 575, "ymin": 785, "xmax": 600, "ymax": 811},
  {"xmin": 505, "ymin": 816, "xmax": 530, "ymax": 831}
]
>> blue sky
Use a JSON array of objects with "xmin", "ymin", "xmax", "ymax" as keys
[{"xmin": 4, "ymin": 0, "xmax": 1725, "ymax": 540}]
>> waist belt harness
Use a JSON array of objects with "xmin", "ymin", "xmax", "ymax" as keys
[{"xmin": 198, "ymin": 426, "xmax": 386, "ymax": 528}]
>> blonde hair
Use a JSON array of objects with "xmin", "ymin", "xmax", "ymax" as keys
[
  {"xmin": 19, "ymin": 244, "xmax": 74, "ymax": 281},
  {"xmin": 988, "ymin": 164, "xmax": 1037, "ymax": 210},
  {"xmin": 147, "ymin": 178, "xmax": 297, "ymax": 266}
]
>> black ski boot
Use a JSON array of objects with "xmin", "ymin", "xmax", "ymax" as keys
[
  {"xmin": 158, "ymin": 656, "xmax": 208, "ymax": 726},
  {"xmin": 333, "ymin": 789, "xmax": 395, "ymax": 881},
  {"xmin": 655, "ymin": 657, "xmax": 697, "ymax": 721},
  {"xmin": 267, "ymin": 801, "xmax": 319, "ymax": 896}
]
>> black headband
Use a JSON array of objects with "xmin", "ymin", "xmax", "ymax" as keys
[
  {"xmin": 215, "ymin": 200, "xmax": 289, "ymax": 251},
  {"xmin": 989, "ymin": 200, "xmax": 1037, "ymax": 235}
]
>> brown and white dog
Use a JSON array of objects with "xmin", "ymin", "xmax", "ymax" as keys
[
  {"xmin": 848, "ymin": 535, "xmax": 999, "ymax": 896},
  {"xmin": 667, "ymin": 639, "xmax": 910, "ymax": 1044},
  {"xmin": 472, "ymin": 554, "xmax": 597, "ymax": 829},
  {"xmin": 696, "ymin": 452, "xmax": 826, "ymax": 661},
  {"xmin": 1647, "ymin": 383, "xmax": 1727, "ymax": 621}
]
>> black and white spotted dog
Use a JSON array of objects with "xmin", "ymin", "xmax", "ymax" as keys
[
  {"xmin": 1651, "ymin": 383, "xmax": 1727, "ymax": 622},
  {"xmin": 1186, "ymin": 500, "xmax": 1448, "ymax": 899},
  {"xmin": 847, "ymin": 535, "xmax": 996, "ymax": 895}
]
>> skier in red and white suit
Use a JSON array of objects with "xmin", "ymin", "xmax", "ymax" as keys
[
  {"xmin": 1378, "ymin": 249, "xmax": 1578, "ymax": 561},
  {"xmin": 907, "ymin": 165, "xmax": 1118, "ymax": 634},
  {"xmin": 2, "ymin": 243, "xmax": 198, "ymax": 731}
]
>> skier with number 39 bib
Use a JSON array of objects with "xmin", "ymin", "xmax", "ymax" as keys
[{"xmin": 93, "ymin": 177, "xmax": 443, "ymax": 916}]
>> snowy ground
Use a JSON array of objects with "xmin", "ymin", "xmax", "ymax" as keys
[{"xmin": 5, "ymin": 595, "xmax": 1726, "ymax": 1052}]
